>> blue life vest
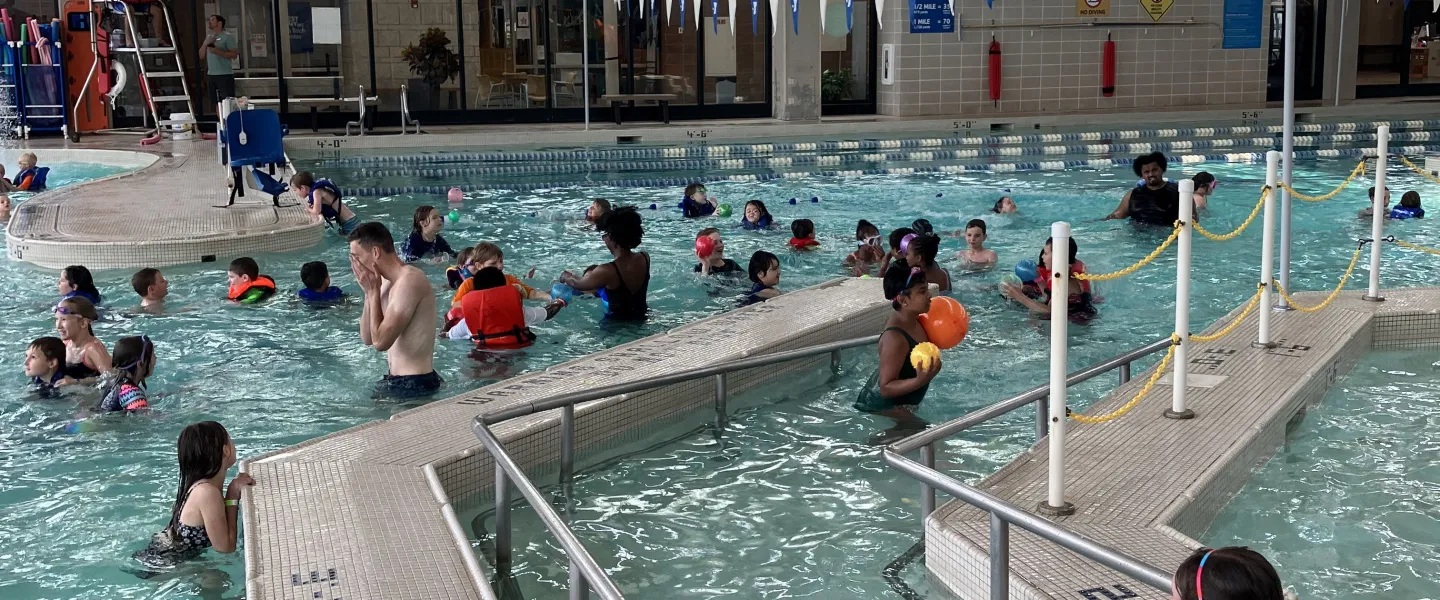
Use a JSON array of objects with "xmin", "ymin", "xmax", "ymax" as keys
[
  {"xmin": 679, "ymin": 197, "xmax": 715, "ymax": 218},
  {"xmin": 1390, "ymin": 205, "xmax": 1425, "ymax": 220},
  {"xmin": 309, "ymin": 179, "xmax": 344, "ymax": 224},
  {"xmin": 298, "ymin": 286, "xmax": 345, "ymax": 303},
  {"xmin": 63, "ymin": 289, "xmax": 102, "ymax": 305},
  {"xmin": 14, "ymin": 166, "xmax": 48, "ymax": 191},
  {"xmin": 740, "ymin": 215, "xmax": 773, "ymax": 230}
]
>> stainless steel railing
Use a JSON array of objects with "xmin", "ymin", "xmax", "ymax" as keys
[
  {"xmin": 883, "ymin": 337, "xmax": 1175, "ymax": 599},
  {"xmin": 471, "ymin": 334, "xmax": 880, "ymax": 600}
]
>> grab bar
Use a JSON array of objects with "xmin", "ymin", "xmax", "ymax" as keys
[{"xmin": 400, "ymin": 84, "xmax": 420, "ymax": 135}]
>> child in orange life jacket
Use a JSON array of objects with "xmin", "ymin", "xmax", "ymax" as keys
[
  {"xmin": 788, "ymin": 219, "xmax": 819, "ymax": 250},
  {"xmin": 450, "ymin": 242, "xmax": 552, "ymax": 310},
  {"xmin": 12, "ymin": 152, "xmax": 46, "ymax": 191},
  {"xmin": 444, "ymin": 267, "xmax": 565, "ymax": 344},
  {"xmin": 227, "ymin": 257, "xmax": 277, "ymax": 304},
  {"xmin": 1000, "ymin": 237, "xmax": 1097, "ymax": 322}
]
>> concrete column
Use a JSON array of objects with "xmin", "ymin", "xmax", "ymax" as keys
[
  {"xmin": 771, "ymin": 0, "xmax": 821, "ymax": 121},
  {"xmin": 1322, "ymin": 0, "xmax": 1359, "ymax": 106}
]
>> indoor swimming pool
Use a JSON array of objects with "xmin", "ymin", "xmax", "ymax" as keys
[{"xmin": 2, "ymin": 148, "xmax": 1438, "ymax": 598}]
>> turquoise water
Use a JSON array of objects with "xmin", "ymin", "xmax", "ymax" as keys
[
  {"xmin": 1206, "ymin": 350, "xmax": 1440, "ymax": 600},
  {"xmin": 3, "ymin": 151, "xmax": 1439, "ymax": 599}
]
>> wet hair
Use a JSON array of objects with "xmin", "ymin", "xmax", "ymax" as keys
[
  {"xmin": 411, "ymin": 206, "xmax": 438, "ymax": 233},
  {"xmin": 57, "ymin": 296, "xmax": 99, "ymax": 335},
  {"xmin": 910, "ymin": 233, "xmax": 940, "ymax": 266},
  {"xmin": 591, "ymin": 198, "xmax": 612, "ymax": 213},
  {"xmin": 455, "ymin": 247, "xmax": 475, "ymax": 266},
  {"xmin": 111, "ymin": 335, "xmax": 155, "ymax": 382},
  {"xmin": 1133, "ymin": 152, "xmax": 1168, "ymax": 176},
  {"xmin": 911, "ymin": 219, "xmax": 934, "ymax": 235},
  {"xmin": 1041, "ymin": 236, "xmax": 1080, "ymax": 268},
  {"xmin": 791, "ymin": 218, "xmax": 815, "ymax": 239},
  {"xmin": 131, "ymin": 268, "xmax": 161, "ymax": 297},
  {"xmin": 748, "ymin": 251, "xmax": 779, "ymax": 283},
  {"xmin": 992, "ymin": 197, "xmax": 1013, "ymax": 213},
  {"xmin": 882, "ymin": 263, "xmax": 927, "ymax": 310},
  {"xmin": 62, "ymin": 265, "xmax": 100, "ymax": 299},
  {"xmin": 965, "ymin": 219, "xmax": 987, "ymax": 235},
  {"xmin": 470, "ymin": 266, "xmax": 508, "ymax": 291},
  {"xmin": 684, "ymin": 183, "xmax": 705, "ymax": 198},
  {"xmin": 167, "ymin": 422, "xmax": 231, "ymax": 535},
  {"xmin": 300, "ymin": 261, "xmax": 330, "ymax": 292},
  {"xmin": 290, "ymin": 171, "xmax": 315, "ymax": 188},
  {"xmin": 28, "ymin": 336, "xmax": 64, "ymax": 367},
  {"xmin": 1192, "ymin": 172, "xmax": 1216, "ymax": 191},
  {"xmin": 1172, "ymin": 547, "xmax": 1283, "ymax": 600},
  {"xmin": 599, "ymin": 206, "xmax": 643, "ymax": 250},
  {"xmin": 855, "ymin": 219, "xmax": 879, "ymax": 240},
  {"xmin": 696, "ymin": 227, "xmax": 720, "ymax": 240},
  {"xmin": 347, "ymin": 222, "xmax": 397, "ymax": 254},
  {"xmin": 744, "ymin": 200, "xmax": 771, "ymax": 223},
  {"xmin": 1401, "ymin": 190, "xmax": 1422, "ymax": 208},
  {"xmin": 888, "ymin": 227, "xmax": 915, "ymax": 252},
  {"xmin": 471, "ymin": 242, "xmax": 503, "ymax": 265},
  {"xmin": 228, "ymin": 257, "xmax": 260, "ymax": 279}
]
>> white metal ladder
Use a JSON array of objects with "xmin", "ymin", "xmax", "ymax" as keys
[{"xmin": 73, "ymin": 0, "xmax": 196, "ymax": 136}]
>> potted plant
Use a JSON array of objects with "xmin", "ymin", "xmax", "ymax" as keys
[
  {"xmin": 401, "ymin": 28, "xmax": 461, "ymax": 110},
  {"xmin": 821, "ymin": 69, "xmax": 854, "ymax": 103}
]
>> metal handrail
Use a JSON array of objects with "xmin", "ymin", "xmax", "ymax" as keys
[
  {"xmin": 883, "ymin": 337, "xmax": 1174, "ymax": 599},
  {"xmin": 399, "ymin": 84, "xmax": 419, "ymax": 135},
  {"xmin": 472, "ymin": 334, "xmax": 881, "ymax": 600}
]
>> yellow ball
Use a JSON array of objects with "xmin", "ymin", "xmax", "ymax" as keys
[{"xmin": 910, "ymin": 342, "xmax": 941, "ymax": 371}]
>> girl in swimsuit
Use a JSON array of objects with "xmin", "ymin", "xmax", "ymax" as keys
[
  {"xmin": 1000, "ymin": 237, "xmax": 1098, "ymax": 322},
  {"xmin": 59, "ymin": 265, "xmax": 102, "ymax": 305},
  {"xmin": 845, "ymin": 219, "xmax": 885, "ymax": 276},
  {"xmin": 55, "ymin": 297, "xmax": 110, "ymax": 381},
  {"xmin": 905, "ymin": 232, "xmax": 952, "ymax": 293},
  {"xmin": 1170, "ymin": 546, "xmax": 1287, "ymax": 600},
  {"xmin": 855, "ymin": 265, "xmax": 941, "ymax": 423},
  {"xmin": 742, "ymin": 251, "xmax": 782, "ymax": 306},
  {"xmin": 134, "ymin": 421, "xmax": 254, "ymax": 568},
  {"xmin": 560, "ymin": 206, "xmax": 650, "ymax": 321},
  {"xmin": 98, "ymin": 335, "xmax": 155, "ymax": 412}
]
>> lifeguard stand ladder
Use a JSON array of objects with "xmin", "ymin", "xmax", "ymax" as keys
[{"xmin": 70, "ymin": 0, "xmax": 196, "ymax": 140}]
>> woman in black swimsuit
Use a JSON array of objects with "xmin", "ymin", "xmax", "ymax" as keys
[
  {"xmin": 134, "ymin": 421, "xmax": 253, "ymax": 568},
  {"xmin": 855, "ymin": 265, "xmax": 942, "ymax": 422},
  {"xmin": 560, "ymin": 206, "xmax": 651, "ymax": 321}
]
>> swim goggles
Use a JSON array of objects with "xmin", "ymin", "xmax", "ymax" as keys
[
  {"xmin": 119, "ymin": 335, "xmax": 154, "ymax": 371},
  {"xmin": 856, "ymin": 235, "xmax": 880, "ymax": 247},
  {"xmin": 54, "ymin": 304, "xmax": 88, "ymax": 317},
  {"xmin": 1195, "ymin": 549, "xmax": 1214, "ymax": 600}
]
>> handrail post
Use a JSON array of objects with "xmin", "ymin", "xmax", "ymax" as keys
[
  {"xmin": 1039, "ymin": 221, "xmax": 1074, "ymax": 516},
  {"xmin": 1166, "ymin": 180, "xmax": 1197, "ymax": 420},
  {"xmin": 1034, "ymin": 394, "xmax": 1049, "ymax": 441},
  {"xmin": 1118, "ymin": 362, "xmax": 1131, "ymax": 384},
  {"xmin": 1364, "ymin": 125, "xmax": 1389, "ymax": 302},
  {"xmin": 495, "ymin": 467, "xmax": 513, "ymax": 574},
  {"xmin": 560, "ymin": 404, "xmax": 576, "ymax": 486},
  {"xmin": 1257, "ymin": 150, "xmax": 1280, "ymax": 347},
  {"xmin": 920, "ymin": 443, "xmax": 936, "ymax": 528},
  {"xmin": 570, "ymin": 561, "xmax": 590, "ymax": 600},
  {"xmin": 989, "ymin": 512, "xmax": 1010, "ymax": 600},
  {"xmin": 714, "ymin": 373, "xmax": 728, "ymax": 429}
]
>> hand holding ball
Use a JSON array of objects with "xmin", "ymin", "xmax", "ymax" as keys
[
  {"xmin": 1014, "ymin": 259, "xmax": 1039, "ymax": 282},
  {"xmin": 918, "ymin": 296, "xmax": 969, "ymax": 350},
  {"xmin": 909, "ymin": 342, "xmax": 941, "ymax": 371},
  {"xmin": 695, "ymin": 235, "xmax": 716, "ymax": 258}
]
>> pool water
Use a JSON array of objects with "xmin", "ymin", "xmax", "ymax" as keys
[
  {"xmin": 6, "ymin": 162, "xmax": 135, "ymax": 199},
  {"xmin": 1206, "ymin": 350, "xmax": 1440, "ymax": 600},
  {"xmin": 2, "ymin": 152, "xmax": 1438, "ymax": 599}
]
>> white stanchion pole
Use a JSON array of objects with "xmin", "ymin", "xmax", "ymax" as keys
[
  {"xmin": 1041, "ymin": 221, "xmax": 1075, "ymax": 516},
  {"xmin": 1365, "ymin": 125, "xmax": 1389, "ymax": 301},
  {"xmin": 1257, "ymin": 151, "xmax": 1280, "ymax": 347},
  {"xmin": 1166, "ymin": 181, "xmax": 1196, "ymax": 420},
  {"xmin": 1277, "ymin": 0, "xmax": 1297, "ymax": 310}
]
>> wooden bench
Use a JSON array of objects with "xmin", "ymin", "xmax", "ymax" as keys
[
  {"xmin": 600, "ymin": 93, "xmax": 678, "ymax": 125},
  {"xmin": 245, "ymin": 96, "xmax": 380, "ymax": 132}
]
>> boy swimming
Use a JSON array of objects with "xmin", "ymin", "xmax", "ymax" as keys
[
  {"xmin": 131, "ymin": 268, "xmax": 169, "ymax": 311},
  {"xmin": 227, "ymin": 258, "xmax": 277, "ymax": 304},
  {"xmin": 25, "ymin": 336, "xmax": 72, "ymax": 392},
  {"xmin": 957, "ymin": 219, "xmax": 998, "ymax": 267},
  {"xmin": 298, "ymin": 261, "xmax": 346, "ymax": 303}
]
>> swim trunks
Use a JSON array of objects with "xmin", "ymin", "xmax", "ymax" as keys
[
  {"xmin": 339, "ymin": 214, "xmax": 361, "ymax": 235},
  {"xmin": 375, "ymin": 371, "xmax": 443, "ymax": 398}
]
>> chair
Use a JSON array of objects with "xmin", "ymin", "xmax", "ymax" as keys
[
  {"xmin": 475, "ymin": 74, "xmax": 518, "ymax": 108},
  {"xmin": 554, "ymin": 71, "xmax": 580, "ymax": 106},
  {"xmin": 222, "ymin": 108, "xmax": 288, "ymax": 207},
  {"xmin": 526, "ymin": 74, "xmax": 547, "ymax": 107}
]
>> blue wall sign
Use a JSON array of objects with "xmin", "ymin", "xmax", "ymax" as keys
[
  {"xmin": 909, "ymin": 0, "xmax": 954, "ymax": 34},
  {"xmin": 1221, "ymin": 0, "xmax": 1263, "ymax": 49},
  {"xmin": 288, "ymin": 2, "xmax": 313, "ymax": 54}
]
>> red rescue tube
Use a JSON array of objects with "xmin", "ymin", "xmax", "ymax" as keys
[
  {"xmin": 988, "ymin": 38, "xmax": 1002, "ymax": 106},
  {"xmin": 1102, "ymin": 34, "xmax": 1116, "ymax": 97}
]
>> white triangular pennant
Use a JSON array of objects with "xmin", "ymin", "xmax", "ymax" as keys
[
  {"xmin": 875, "ymin": 0, "xmax": 884, "ymax": 28},
  {"xmin": 770, "ymin": 0, "xmax": 781, "ymax": 36},
  {"xmin": 693, "ymin": 0, "xmax": 701, "ymax": 31},
  {"xmin": 641, "ymin": 0, "xmax": 646, "ymax": 17},
  {"xmin": 729, "ymin": 0, "xmax": 737, "ymax": 34},
  {"xmin": 819, "ymin": 0, "xmax": 827, "ymax": 34},
  {"xmin": 666, "ymin": 0, "xmax": 673, "ymax": 24}
]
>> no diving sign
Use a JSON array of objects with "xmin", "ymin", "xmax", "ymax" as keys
[{"xmin": 1077, "ymin": 0, "xmax": 1110, "ymax": 16}]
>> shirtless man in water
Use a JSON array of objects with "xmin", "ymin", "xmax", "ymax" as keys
[{"xmin": 349, "ymin": 222, "xmax": 441, "ymax": 397}]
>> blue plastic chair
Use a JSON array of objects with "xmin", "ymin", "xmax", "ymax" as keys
[{"xmin": 224, "ymin": 109, "xmax": 289, "ymax": 207}]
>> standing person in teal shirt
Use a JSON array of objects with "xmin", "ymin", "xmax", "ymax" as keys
[{"xmin": 200, "ymin": 15, "xmax": 239, "ymax": 108}]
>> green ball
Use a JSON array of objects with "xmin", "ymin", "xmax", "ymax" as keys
[
  {"xmin": 717, "ymin": 204, "xmax": 732, "ymax": 218},
  {"xmin": 448, "ymin": 210, "xmax": 460, "ymax": 223}
]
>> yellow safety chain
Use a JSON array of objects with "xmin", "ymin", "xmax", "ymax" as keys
[
  {"xmin": 1075, "ymin": 224, "xmax": 1181, "ymax": 282},
  {"xmin": 1397, "ymin": 155, "xmax": 1440, "ymax": 187},
  {"xmin": 1393, "ymin": 238, "xmax": 1440, "ymax": 256},
  {"xmin": 1194, "ymin": 187, "xmax": 1268, "ymax": 242},
  {"xmin": 1190, "ymin": 286, "xmax": 1265, "ymax": 343},
  {"xmin": 1276, "ymin": 160, "xmax": 1367, "ymax": 202},
  {"xmin": 1067, "ymin": 334, "xmax": 1178, "ymax": 424},
  {"xmin": 1271, "ymin": 246, "xmax": 1365, "ymax": 313}
]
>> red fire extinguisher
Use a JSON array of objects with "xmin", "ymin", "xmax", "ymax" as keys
[
  {"xmin": 988, "ymin": 37, "xmax": 1002, "ymax": 107},
  {"xmin": 1102, "ymin": 32, "xmax": 1117, "ymax": 97}
]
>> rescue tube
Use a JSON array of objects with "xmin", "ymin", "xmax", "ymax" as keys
[
  {"xmin": 1102, "ymin": 34, "xmax": 1116, "ymax": 97},
  {"xmin": 988, "ymin": 38, "xmax": 1002, "ymax": 106}
]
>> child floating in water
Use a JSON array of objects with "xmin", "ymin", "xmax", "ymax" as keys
[
  {"xmin": 957, "ymin": 219, "xmax": 998, "ymax": 267},
  {"xmin": 59, "ymin": 265, "xmax": 102, "ymax": 305},
  {"xmin": 586, "ymin": 198, "xmax": 613, "ymax": 228},
  {"xmin": 1191, "ymin": 172, "xmax": 1216, "ymax": 212},
  {"xmin": 131, "ymin": 268, "xmax": 169, "ymax": 312},
  {"xmin": 788, "ymin": 218, "xmax": 819, "ymax": 250},
  {"xmin": 740, "ymin": 200, "xmax": 774, "ymax": 230},
  {"xmin": 680, "ymin": 183, "xmax": 717, "ymax": 218},
  {"xmin": 25, "ymin": 336, "xmax": 73, "ymax": 392},
  {"xmin": 743, "ymin": 251, "xmax": 782, "ymax": 306},
  {"xmin": 1359, "ymin": 186, "xmax": 1390, "ymax": 219},
  {"xmin": 854, "ymin": 264, "xmax": 940, "ymax": 424},
  {"xmin": 1391, "ymin": 191, "xmax": 1425, "ymax": 219},
  {"xmin": 451, "ymin": 243, "xmax": 551, "ymax": 309},
  {"xmin": 97, "ymin": 335, "xmax": 154, "ymax": 412},
  {"xmin": 694, "ymin": 228, "xmax": 742, "ymax": 275},
  {"xmin": 881, "ymin": 227, "xmax": 915, "ymax": 273},
  {"xmin": 291, "ymin": 171, "xmax": 360, "ymax": 234},
  {"xmin": 133, "ymin": 421, "xmax": 253, "ymax": 568},
  {"xmin": 1001, "ymin": 237, "xmax": 1097, "ymax": 322},
  {"xmin": 13, "ymin": 152, "xmax": 46, "ymax": 191},
  {"xmin": 227, "ymin": 257, "xmax": 277, "ymax": 304},
  {"xmin": 399, "ymin": 205, "xmax": 457, "ymax": 262},
  {"xmin": 906, "ymin": 232, "xmax": 951, "ymax": 292},
  {"xmin": 992, "ymin": 196, "xmax": 1017, "ymax": 214},
  {"xmin": 1170, "ymin": 546, "xmax": 1287, "ymax": 600},
  {"xmin": 446, "ymin": 247, "xmax": 475, "ymax": 289},
  {"xmin": 55, "ymin": 297, "xmax": 109, "ymax": 382},
  {"xmin": 845, "ymin": 219, "xmax": 885, "ymax": 276},
  {"xmin": 0, "ymin": 194, "xmax": 10, "ymax": 222},
  {"xmin": 298, "ymin": 261, "xmax": 345, "ymax": 303}
]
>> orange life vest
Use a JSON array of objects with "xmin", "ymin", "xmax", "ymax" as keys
[
  {"xmin": 227, "ymin": 275, "xmax": 277, "ymax": 301},
  {"xmin": 460, "ymin": 285, "xmax": 535, "ymax": 349},
  {"xmin": 1037, "ymin": 261, "xmax": 1091, "ymax": 295}
]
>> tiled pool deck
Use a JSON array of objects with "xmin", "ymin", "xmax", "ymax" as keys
[
  {"xmin": 927, "ymin": 287, "xmax": 1440, "ymax": 600},
  {"xmin": 4, "ymin": 138, "xmax": 322, "ymax": 270}
]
